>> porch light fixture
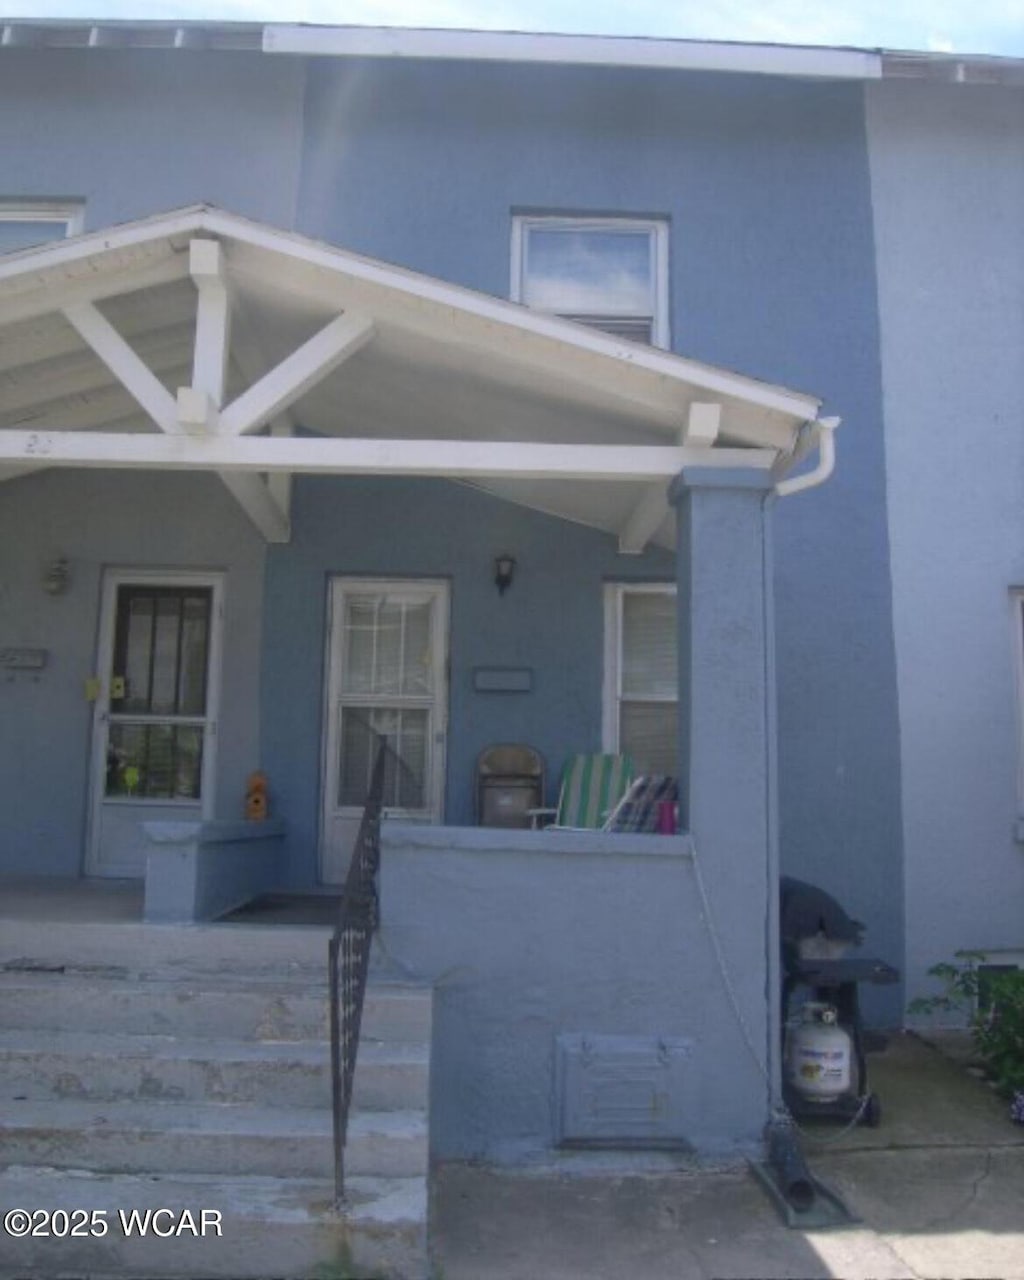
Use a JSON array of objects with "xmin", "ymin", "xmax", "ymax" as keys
[
  {"xmin": 494, "ymin": 555, "xmax": 516, "ymax": 596},
  {"xmin": 42, "ymin": 556, "xmax": 71, "ymax": 596}
]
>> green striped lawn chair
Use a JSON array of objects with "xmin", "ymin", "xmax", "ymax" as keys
[{"xmin": 530, "ymin": 753, "xmax": 634, "ymax": 830}]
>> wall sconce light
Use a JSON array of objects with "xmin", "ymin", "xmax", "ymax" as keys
[
  {"xmin": 42, "ymin": 556, "xmax": 71, "ymax": 596},
  {"xmin": 494, "ymin": 554, "xmax": 516, "ymax": 596}
]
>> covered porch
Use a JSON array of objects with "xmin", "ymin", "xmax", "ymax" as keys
[{"xmin": 0, "ymin": 205, "xmax": 838, "ymax": 1158}]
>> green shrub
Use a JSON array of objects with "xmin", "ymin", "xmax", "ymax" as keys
[{"xmin": 908, "ymin": 950, "xmax": 1024, "ymax": 1098}]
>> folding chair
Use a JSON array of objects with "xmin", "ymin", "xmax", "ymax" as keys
[
  {"xmin": 601, "ymin": 775, "xmax": 679, "ymax": 833},
  {"xmin": 529, "ymin": 753, "xmax": 633, "ymax": 829}
]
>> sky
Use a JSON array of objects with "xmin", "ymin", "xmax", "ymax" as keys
[{"xmin": 3, "ymin": 0, "xmax": 1024, "ymax": 57}]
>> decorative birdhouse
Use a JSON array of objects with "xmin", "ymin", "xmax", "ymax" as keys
[{"xmin": 245, "ymin": 771, "xmax": 269, "ymax": 822}]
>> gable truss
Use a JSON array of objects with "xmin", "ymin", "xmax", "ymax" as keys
[{"xmin": 0, "ymin": 213, "xmax": 828, "ymax": 547}]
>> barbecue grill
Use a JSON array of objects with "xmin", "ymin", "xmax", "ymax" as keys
[{"xmin": 780, "ymin": 876, "xmax": 899, "ymax": 1127}]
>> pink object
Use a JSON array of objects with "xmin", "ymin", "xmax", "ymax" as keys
[{"xmin": 657, "ymin": 800, "xmax": 676, "ymax": 834}]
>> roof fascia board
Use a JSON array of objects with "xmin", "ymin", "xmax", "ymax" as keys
[
  {"xmin": 880, "ymin": 50, "xmax": 1024, "ymax": 85},
  {"xmin": 1, "ymin": 20, "xmax": 263, "ymax": 50},
  {"xmin": 0, "ymin": 429, "xmax": 776, "ymax": 481},
  {"xmin": 0, "ymin": 205, "xmax": 207, "ymax": 286},
  {"xmin": 4, "ymin": 22, "xmax": 1023, "ymax": 83},
  {"xmin": 264, "ymin": 25, "xmax": 882, "ymax": 80}
]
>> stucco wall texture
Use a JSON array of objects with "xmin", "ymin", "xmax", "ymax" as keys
[
  {"xmin": 0, "ymin": 470, "xmax": 266, "ymax": 876},
  {"xmin": 1, "ymin": 48, "xmax": 909, "ymax": 1018},
  {"xmin": 300, "ymin": 58, "xmax": 903, "ymax": 1015},
  {"xmin": 382, "ymin": 826, "xmax": 769, "ymax": 1163},
  {"xmin": 261, "ymin": 476, "xmax": 674, "ymax": 888},
  {"xmin": 868, "ymin": 81, "xmax": 1024, "ymax": 1002}
]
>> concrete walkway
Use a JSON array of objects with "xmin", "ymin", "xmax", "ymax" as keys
[{"xmin": 432, "ymin": 1033, "xmax": 1024, "ymax": 1280}]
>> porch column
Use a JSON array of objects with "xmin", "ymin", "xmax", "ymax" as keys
[{"xmin": 669, "ymin": 466, "xmax": 781, "ymax": 1148}]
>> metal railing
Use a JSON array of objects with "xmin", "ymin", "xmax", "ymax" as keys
[{"xmin": 328, "ymin": 740, "xmax": 388, "ymax": 1207}]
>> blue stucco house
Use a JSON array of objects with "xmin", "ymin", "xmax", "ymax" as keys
[{"xmin": 1, "ymin": 18, "xmax": 1022, "ymax": 1217}]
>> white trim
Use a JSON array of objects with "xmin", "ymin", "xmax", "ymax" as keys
[
  {"xmin": 265, "ymin": 26, "xmax": 882, "ymax": 81},
  {"xmin": 618, "ymin": 483, "xmax": 671, "ymax": 555},
  {"xmin": 511, "ymin": 214, "xmax": 670, "ymax": 350},
  {"xmin": 0, "ymin": 430, "xmax": 775, "ymax": 480},
  {"xmin": 8, "ymin": 20, "xmax": 1022, "ymax": 84},
  {"xmin": 189, "ymin": 238, "xmax": 231, "ymax": 412},
  {"xmin": 85, "ymin": 569, "xmax": 225, "ymax": 877},
  {"xmin": 320, "ymin": 577, "xmax": 450, "ymax": 883},
  {"xmin": 0, "ymin": 200, "xmax": 84, "ymax": 236},
  {"xmin": 62, "ymin": 302, "xmax": 180, "ymax": 434},
  {"xmin": 602, "ymin": 582, "xmax": 677, "ymax": 756},
  {"xmin": 684, "ymin": 402, "xmax": 721, "ymax": 446},
  {"xmin": 218, "ymin": 312, "xmax": 375, "ymax": 436}
]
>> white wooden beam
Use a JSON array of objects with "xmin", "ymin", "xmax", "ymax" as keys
[
  {"xmin": 222, "ymin": 300, "xmax": 294, "ymax": 532},
  {"xmin": 618, "ymin": 482, "xmax": 671, "ymax": 555},
  {"xmin": 219, "ymin": 312, "xmax": 375, "ymax": 436},
  {"xmin": 176, "ymin": 387, "xmax": 216, "ymax": 434},
  {"xmin": 185, "ymin": 240, "xmax": 287, "ymax": 536},
  {"xmin": 618, "ymin": 409, "xmax": 717, "ymax": 554},
  {"xmin": 231, "ymin": 314, "xmax": 294, "ymax": 516},
  {"xmin": 189, "ymin": 238, "xmax": 231, "ymax": 414},
  {"xmin": 218, "ymin": 472, "xmax": 290, "ymax": 543},
  {"xmin": 683, "ymin": 401, "xmax": 722, "ymax": 445},
  {"xmin": 267, "ymin": 422, "xmax": 294, "ymax": 515},
  {"xmin": 0, "ymin": 430, "xmax": 776, "ymax": 481},
  {"xmin": 62, "ymin": 302, "xmax": 180, "ymax": 434}
]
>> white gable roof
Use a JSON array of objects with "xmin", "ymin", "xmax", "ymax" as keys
[{"xmin": 0, "ymin": 205, "xmax": 829, "ymax": 547}]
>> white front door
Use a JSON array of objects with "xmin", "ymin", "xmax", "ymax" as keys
[
  {"xmin": 86, "ymin": 570, "xmax": 223, "ymax": 878},
  {"xmin": 320, "ymin": 578, "xmax": 449, "ymax": 884}
]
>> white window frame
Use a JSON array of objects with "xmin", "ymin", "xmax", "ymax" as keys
[
  {"xmin": 0, "ymin": 200, "xmax": 85, "ymax": 243},
  {"xmin": 511, "ymin": 214, "xmax": 670, "ymax": 348},
  {"xmin": 602, "ymin": 582, "xmax": 677, "ymax": 760},
  {"xmin": 1011, "ymin": 589, "xmax": 1024, "ymax": 814}
]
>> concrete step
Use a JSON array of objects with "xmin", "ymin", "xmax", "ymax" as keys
[
  {"xmin": 0, "ymin": 1098, "xmax": 428, "ymax": 1179},
  {"xmin": 0, "ymin": 1165, "xmax": 428, "ymax": 1279},
  {"xmin": 0, "ymin": 917, "xmax": 339, "ymax": 974},
  {"xmin": 0, "ymin": 968, "xmax": 432, "ymax": 1044},
  {"xmin": 0, "ymin": 1028, "xmax": 429, "ymax": 1110}
]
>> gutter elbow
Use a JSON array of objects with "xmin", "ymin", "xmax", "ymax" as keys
[{"xmin": 775, "ymin": 416, "xmax": 839, "ymax": 498}]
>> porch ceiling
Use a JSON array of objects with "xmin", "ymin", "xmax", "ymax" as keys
[{"xmin": 0, "ymin": 204, "xmax": 828, "ymax": 549}]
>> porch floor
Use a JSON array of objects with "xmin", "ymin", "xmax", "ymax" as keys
[
  {"xmin": 0, "ymin": 876, "xmax": 341, "ymax": 928},
  {"xmin": 0, "ymin": 874, "xmax": 144, "ymax": 924}
]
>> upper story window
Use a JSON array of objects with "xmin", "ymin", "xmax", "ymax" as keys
[
  {"xmin": 0, "ymin": 201, "xmax": 84, "ymax": 254},
  {"xmin": 511, "ymin": 215, "xmax": 669, "ymax": 348}
]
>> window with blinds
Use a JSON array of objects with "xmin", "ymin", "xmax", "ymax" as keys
[
  {"xmin": 604, "ymin": 584, "xmax": 678, "ymax": 777},
  {"xmin": 512, "ymin": 216, "xmax": 669, "ymax": 348}
]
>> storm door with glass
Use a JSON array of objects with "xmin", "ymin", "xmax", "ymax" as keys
[
  {"xmin": 86, "ymin": 571, "xmax": 222, "ymax": 877},
  {"xmin": 321, "ymin": 579, "xmax": 449, "ymax": 883}
]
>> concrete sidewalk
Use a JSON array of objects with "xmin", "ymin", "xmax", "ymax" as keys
[{"xmin": 431, "ymin": 1033, "xmax": 1024, "ymax": 1280}]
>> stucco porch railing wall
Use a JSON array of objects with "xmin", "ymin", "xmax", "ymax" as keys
[{"xmin": 380, "ymin": 823, "xmax": 771, "ymax": 1164}]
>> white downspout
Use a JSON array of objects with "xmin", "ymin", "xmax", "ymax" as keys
[{"xmin": 774, "ymin": 416, "xmax": 840, "ymax": 498}]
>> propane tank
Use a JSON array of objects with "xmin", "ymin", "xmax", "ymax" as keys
[{"xmin": 785, "ymin": 1002, "xmax": 852, "ymax": 1101}]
